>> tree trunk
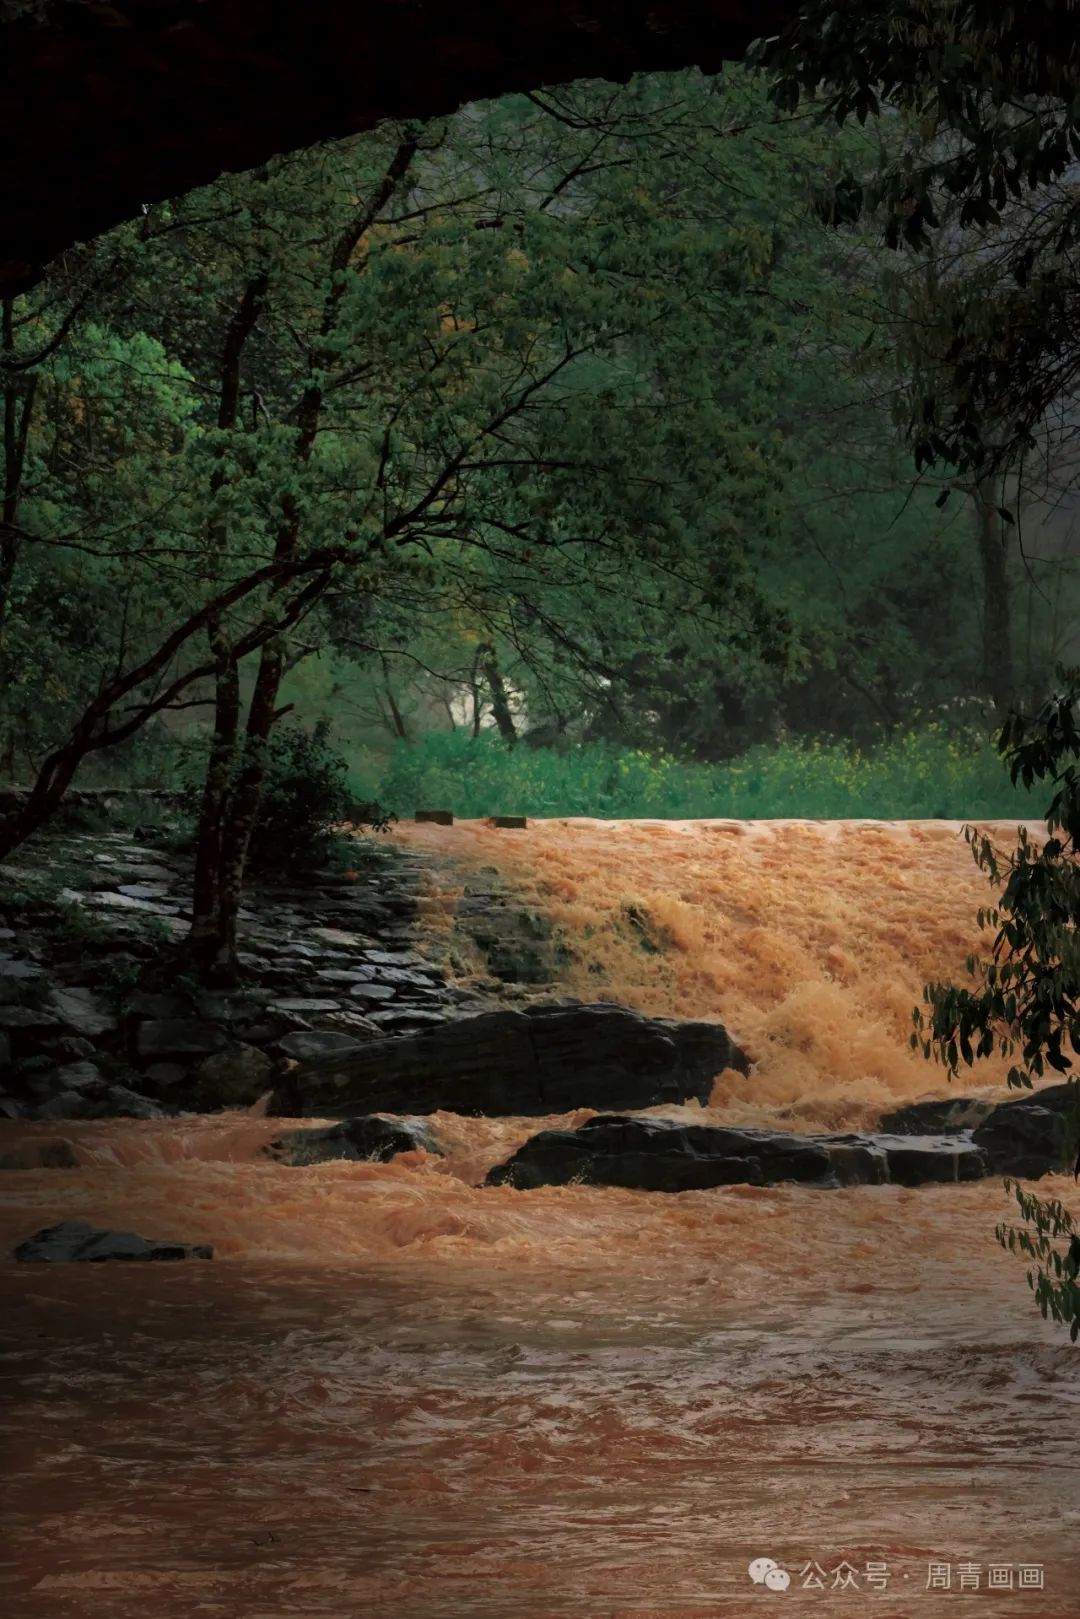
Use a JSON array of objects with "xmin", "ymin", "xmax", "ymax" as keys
[
  {"xmin": 0, "ymin": 727, "xmax": 91, "ymax": 858},
  {"xmin": 381, "ymin": 654, "xmax": 408, "ymax": 739},
  {"xmin": 481, "ymin": 643, "xmax": 517, "ymax": 743},
  {"xmin": 468, "ymin": 644, "xmax": 485, "ymax": 737},
  {"xmin": 0, "ymin": 297, "xmax": 36, "ymax": 651},
  {"xmin": 187, "ymin": 628, "xmax": 241, "ymax": 978},
  {"xmin": 188, "ymin": 272, "xmax": 267, "ymax": 981},
  {"xmin": 188, "ymin": 639, "xmax": 286, "ymax": 981},
  {"xmin": 974, "ymin": 478, "xmax": 1014, "ymax": 714}
]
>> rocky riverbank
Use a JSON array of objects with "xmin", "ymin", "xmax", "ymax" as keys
[
  {"xmin": 0, "ymin": 830, "xmax": 554, "ymax": 1122},
  {"xmin": 2, "ymin": 825, "xmax": 1076, "ymax": 1203},
  {"xmin": 0, "ymin": 829, "xmax": 750, "ymax": 1129},
  {"xmin": 482, "ymin": 1081, "xmax": 1078, "ymax": 1192}
]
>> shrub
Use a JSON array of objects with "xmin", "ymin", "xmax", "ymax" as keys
[
  {"xmin": 348, "ymin": 724, "xmax": 1037, "ymax": 822},
  {"xmin": 247, "ymin": 720, "xmax": 356, "ymax": 872}
]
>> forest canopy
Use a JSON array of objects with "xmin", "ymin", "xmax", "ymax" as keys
[{"xmin": 3, "ymin": 62, "xmax": 1080, "ymax": 968}]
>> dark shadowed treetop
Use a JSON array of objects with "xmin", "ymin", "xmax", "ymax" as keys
[
  {"xmin": 756, "ymin": 3, "xmax": 1080, "ymax": 482},
  {"xmin": 758, "ymin": 0, "xmax": 1080, "ymax": 247},
  {"xmin": 0, "ymin": 0, "xmax": 790, "ymax": 297}
]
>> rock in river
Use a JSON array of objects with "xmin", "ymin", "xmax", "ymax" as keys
[
  {"xmin": 14, "ymin": 1218, "xmax": 213, "ymax": 1262},
  {"xmin": 881, "ymin": 1081, "xmax": 1077, "ymax": 1179},
  {"xmin": 265, "ymin": 1116, "xmax": 441, "ymax": 1165},
  {"xmin": 971, "ymin": 1083, "xmax": 1077, "ymax": 1178},
  {"xmin": 274, "ymin": 1002, "xmax": 749, "ymax": 1117},
  {"xmin": 486, "ymin": 1115, "xmax": 989, "ymax": 1193}
]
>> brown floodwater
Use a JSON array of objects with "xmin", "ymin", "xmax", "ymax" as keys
[{"xmin": 1, "ymin": 820, "xmax": 1078, "ymax": 1618}]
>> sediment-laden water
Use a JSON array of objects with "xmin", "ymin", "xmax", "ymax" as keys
[{"xmin": 1, "ymin": 821, "xmax": 1077, "ymax": 1617}]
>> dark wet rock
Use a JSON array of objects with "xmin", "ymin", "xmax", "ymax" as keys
[
  {"xmin": 47, "ymin": 1060, "xmax": 104, "ymax": 1092},
  {"xmin": 314, "ymin": 965, "xmax": 378, "ymax": 985},
  {"xmin": 0, "ymin": 1004, "xmax": 60, "ymax": 1032},
  {"xmin": 0, "ymin": 956, "xmax": 44, "ymax": 984},
  {"xmin": 488, "ymin": 1116, "xmax": 834, "ymax": 1191},
  {"xmin": 0, "ymin": 1136, "xmax": 79, "ymax": 1169},
  {"xmin": 42, "ymin": 1035, "xmax": 97, "ymax": 1062},
  {"xmin": 265, "ymin": 1115, "xmax": 441, "ymax": 1165},
  {"xmin": 870, "ymin": 1132, "xmax": 987, "ymax": 1186},
  {"xmin": 993, "ymin": 1080, "xmax": 1078, "ymax": 1119},
  {"xmin": 236, "ymin": 951, "xmax": 270, "ymax": 974},
  {"xmin": 30, "ymin": 1065, "xmax": 163, "ymax": 1121},
  {"xmin": 269, "ymin": 997, "xmax": 342, "ymax": 1016},
  {"xmin": 972, "ymin": 1085, "xmax": 1076, "ymax": 1178},
  {"xmin": 141, "ymin": 1061, "xmax": 187, "ymax": 1093},
  {"xmin": 878, "ymin": 1096, "xmax": 996, "ymax": 1135},
  {"xmin": 486, "ymin": 1115, "xmax": 989, "ymax": 1193},
  {"xmin": 458, "ymin": 899, "xmax": 557, "ymax": 985},
  {"xmin": 231, "ymin": 1018, "xmax": 281, "ymax": 1047},
  {"xmin": 880, "ymin": 1083, "xmax": 1077, "ymax": 1179},
  {"xmin": 186, "ymin": 990, "xmax": 233, "ymax": 1022},
  {"xmin": 14, "ymin": 1219, "xmax": 212, "ymax": 1263},
  {"xmin": 101, "ymin": 1083, "xmax": 166, "ymax": 1120},
  {"xmin": 366, "ymin": 1007, "xmax": 451, "ymax": 1029},
  {"xmin": 0, "ymin": 829, "xmax": 544, "ymax": 1117},
  {"xmin": 363, "ymin": 949, "xmax": 428, "ymax": 968},
  {"xmin": 134, "ymin": 1018, "xmax": 228, "ymax": 1062},
  {"xmin": 190, "ymin": 1043, "xmax": 273, "ymax": 1108},
  {"xmin": 317, "ymin": 1011, "xmax": 383, "ymax": 1040},
  {"xmin": 35, "ymin": 1089, "xmax": 94, "ymax": 1120},
  {"xmin": 279, "ymin": 1002, "xmax": 748, "ymax": 1117},
  {"xmin": 51, "ymin": 985, "xmax": 115, "ymax": 1038},
  {"xmin": 365, "ymin": 964, "xmax": 440, "ymax": 989},
  {"xmin": 811, "ymin": 1133, "xmax": 890, "ymax": 1187},
  {"xmin": 0, "ymin": 1005, "xmax": 62, "ymax": 1054},
  {"xmin": 0, "ymin": 863, "xmax": 38, "ymax": 884},
  {"xmin": 249, "ymin": 960, "xmax": 315, "ymax": 989},
  {"xmin": 88, "ymin": 890, "xmax": 181, "ymax": 916},
  {"xmin": 309, "ymin": 927, "xmax": 367, "ymax": 949},
  {"xmin": 276, "ymin": 1029, "xmax": 370, "ymax": 1064},
  {"xmin": 110, "ymin": 864, "xmax": 174, "ymax": 884},
  {"xmin": 127, "ymin": 992, "xmax": 195, "ymax": 1020}
]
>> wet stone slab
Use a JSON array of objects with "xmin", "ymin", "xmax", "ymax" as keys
[
  {"xmin": 487, "ymin": 1115, "xmax": 994, "ymax": 1192},
  {"xmin": 14, "ymin": 1219, "xmax": 213, "ymax": 1263}
]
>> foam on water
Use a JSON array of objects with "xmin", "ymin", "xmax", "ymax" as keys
[{"xmin": 399, "ymin": 817, "xmax": 1037, "ymax": 1130}]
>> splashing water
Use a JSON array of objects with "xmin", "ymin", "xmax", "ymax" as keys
[
  {"xmin": 400, "ymin": 817, "xmax": 1037, "ymax": 1130},
  {"xmin": 1, "ymin": 821, "xmax": 1077, "ymax": 1618}
]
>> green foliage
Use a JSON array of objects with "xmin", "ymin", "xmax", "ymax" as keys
[
  {"xmin": 914, "ymin": 669, "xmax": 1080, "ymax": 1338},
  {"xmin": 351, "ymin": 722, "xmax": 1033, "ymax": 821},
  {"xmin": 246, "ymin": 720, "xmax": 362, "ymax": 873},
  {"xmin": 756, "ymin": 1, "xmax": 1080, "ymax": 251},
  {"xmin": 173, "ymin": 718, "xmax": 384, "ymax": 871},
  {"xmin": 915, "ymin": 674, "xmax": 1080, "ymax": 1085},
  {"xmin": 2, "ymin": 64, "xmax": 1039, "ymax": 819},
  {"xmin": 754, "ymin": 3, "xmax": 1080, "ymax": 486},
  {"xmin": 998, "ymin": 1183, "xmax": 1080, "ymax": 1343},
  {"xmin": 94, "ymin": 952, "xmax": 144, "ymax": 1010}
]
